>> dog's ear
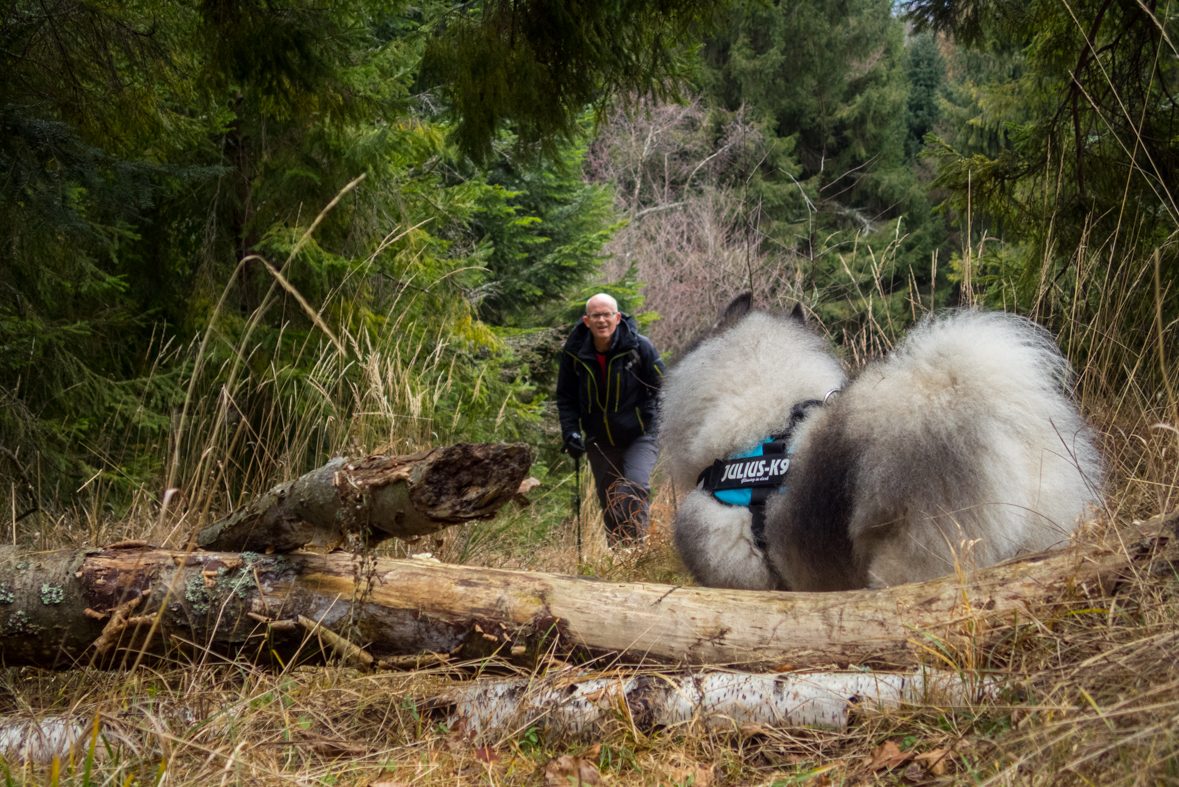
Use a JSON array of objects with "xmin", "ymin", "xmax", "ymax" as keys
[
  {"xmin": 675, "ymin": 292, "xmax": 755, "ymax": 362},
  {"xmin": 788, "ymin": 302, "xmax": 807, "ymax": 325},
  {"xmin": 714, "ymin": 292, "xmax": 753, "ymax": 334}
]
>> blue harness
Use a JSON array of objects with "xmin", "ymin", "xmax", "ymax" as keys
[{"xmin": 696, "ymin": 399, "xmax": 825, "ymax": 550}]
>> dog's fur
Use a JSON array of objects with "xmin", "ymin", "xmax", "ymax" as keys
[{"xmin": 660, "ymin": 295, "xmax": 1104, "ymax": 591}]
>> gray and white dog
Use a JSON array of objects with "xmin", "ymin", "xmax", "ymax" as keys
[{"xmin": 659, "ymin": 294, "xmax": 1104, "ymax": 591}]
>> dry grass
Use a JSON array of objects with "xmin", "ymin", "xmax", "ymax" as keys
[
  {"xmin": 1, "ymin": 513, "xmax": 1174, "ymax": 786},
  {"xmin": 4, "ymin": 433, "xmax": 1175, "ymax": 787},
  {"xmin": 2, "ymin": 224, "xmax": 1178, "ymax": 785}
]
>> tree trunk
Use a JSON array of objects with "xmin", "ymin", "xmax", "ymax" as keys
[
  {"xmin": 429, "ymin": 669, "xmax": 993, "ymax": 742},
  {"xmin": 195, "ymin": 443, "xmax": 533, "ymax": 552},
  {"xmin": 0, "ymin": 520, "xmax": 1171, "ymax": 670}
]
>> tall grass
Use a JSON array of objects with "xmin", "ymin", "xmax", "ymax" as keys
[
  {"xmin": 35, "ymin": 312, "xmax": 464, "ymax": 553},
  {"xmin": 1, "ymin": 199, "xmax": 1177, "ymax": 785}
]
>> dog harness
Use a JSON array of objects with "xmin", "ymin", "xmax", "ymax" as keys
[{"xmin": 695, "ymin": 393, "xmax": 837, "ymax": 550}]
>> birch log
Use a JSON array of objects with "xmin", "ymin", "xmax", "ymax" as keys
[
  {"xmin": 0, "ymin": 522, "xmax": 1172, "ymax": 669},
  {"xmin": 0, "ymin": 669, "xmax": 985, "ymax": 763},
  {"xmin": 195, "ymin": 443, "xmax": 533, "ymax": 552},
  {"xmin": 0, "ymin": 670, "xmax": 991, "ymax": 765},
  {"xmin": 429, "ymin": 669, "xmax": 994, "ymax": 741}
]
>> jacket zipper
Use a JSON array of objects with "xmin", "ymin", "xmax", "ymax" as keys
[
  {"xmin": 575, "ymin": 348, "xmax": 639, "ymax": 447},
  {"xmin": 574, "ymin": 356, "xmax": 604, "ymax": 409}
]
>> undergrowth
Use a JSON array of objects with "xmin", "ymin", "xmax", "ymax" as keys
[{"xmin": 0, "ymin": 215, "xmax": 1175, "ymax": 787}]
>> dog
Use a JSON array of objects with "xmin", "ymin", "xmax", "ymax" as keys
[{"xmin": 659, "ymin": 294, "xmax": 1104, "ymax": 591}]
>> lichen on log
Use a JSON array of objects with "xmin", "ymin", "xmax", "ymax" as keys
[{"xmin": 0, "ymin": 522, "xmax": 1171, "ymax": 670}]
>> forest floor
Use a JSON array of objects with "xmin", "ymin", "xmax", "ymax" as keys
[{"xmin": 0, "ymin": 456, "xmax": 1176, "ymax": 787}]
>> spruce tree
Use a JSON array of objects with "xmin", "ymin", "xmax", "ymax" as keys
[
  {"xmin": 1, "ymin": 0, "xmax": 687, "ymax": 507},
  {"xmin": 906, "ymin": 0, "xmax": 1179, "ymax": 374},
  {"xmin": 696, "ymin": 0, "xmax": 948, "ymax": 328},
  {"xmin": 904, "ymin": 32, "xmax": 945, "ymax": 161}
]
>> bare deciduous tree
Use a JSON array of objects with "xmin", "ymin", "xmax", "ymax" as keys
[{"xmin": 586, "ymin": 99, "xmax": 808, "ymax": 358}]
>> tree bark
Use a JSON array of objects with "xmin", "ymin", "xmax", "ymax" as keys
[
  {"xmin": 0, "ymin": 520, "xmax": 1171, "ymax": 670},
  {"xmin": 195, "ymin": 443, "xmax": 533, "ymax": 552},
  {"xmin": 429, "ymin": 669, "xmax": 992, "ymax": 741}
]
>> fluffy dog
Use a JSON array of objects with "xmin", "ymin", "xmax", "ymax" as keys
[{"xmin": 659, "ymin": 295, "xmax": 1104, "ymax": 591}]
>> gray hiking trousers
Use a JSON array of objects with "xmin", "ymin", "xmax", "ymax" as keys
[{"xmin": 586, "ymin": 433, "xmax": 659, "ymax": 546}]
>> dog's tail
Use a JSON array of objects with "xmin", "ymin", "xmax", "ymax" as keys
[
  {"xmin": 774, "ymin": 310, "xmax": 1105, "ymax": 590},
  {"xmin": 856, "ymin": 309, "xmax": 1102, "ymax": 555},
  {"xmin": 885, "ymin": 310, "xmax": 1075, "ymax": 406}
]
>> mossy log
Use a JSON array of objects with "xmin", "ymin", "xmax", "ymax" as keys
[
  {"xmin": 195, "ymin": 443, "xmax": 533, "ymax": 552},
  {"xmin": 0, "ymin": 520, "xmax": 1172, "ymax": 670}
]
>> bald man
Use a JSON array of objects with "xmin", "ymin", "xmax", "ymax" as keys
[{"xmin": 556, "ymin": 293, "xmax": 665, "ymax": 546}]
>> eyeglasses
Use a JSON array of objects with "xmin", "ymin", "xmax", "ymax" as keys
[{"xmin": 585, "ymin": 312, "xmax": 617, "ymax": 322}]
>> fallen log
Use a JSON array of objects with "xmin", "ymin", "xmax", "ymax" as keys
[
  {"xmin": 428, "ymin": 668, "xmax": 994, "ymax": 742},
  {"xmin": 0, "ymin": 669, "xmax": 988, "ymax": 763},
  {"xmin": 0, "ymin": 520, "xmax": 1172, "ymax": 669},
  {"xmin": 195, "ymin": 443, "xmax": 533, "ymax": 552}
]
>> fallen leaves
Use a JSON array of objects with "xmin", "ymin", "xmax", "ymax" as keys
[
  {"xmin": 420, "ymin": 727, "xmax": 958, "ymax": 787},
  {"xmin": 913, "ymin": 748, "xmax": 954, "ymax": 776},
  {"xmin": 798, "ymin": 762, "xmax": 849, "ymax": 786},
  {"xmin": 864, "ymin": 740, "xmax": 908, "ymax": 771},
  {"xmin": 861, "ymin": 740, "xmax": 958, "ymax": 780},
  {"xmin": 514, "ymin": 477, "xmax": 542, "ymax": 506},
  {"xmin": 543, "ymin": 754, "xmax": 604, "ymax": 786},
  {"xmin": 664, "ymin": 761, "xmax": 714, "ymax": 787}
]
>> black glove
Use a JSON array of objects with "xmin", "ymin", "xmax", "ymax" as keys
[{"xmin": 563, "ymin": 431, "xmax": 586, "ymax": 459}]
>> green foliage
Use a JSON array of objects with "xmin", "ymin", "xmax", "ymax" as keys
[
  {"xmin": 0, "ymin": 2, "xmax": 210, "ymax": 496},
  {"xmin": 703, "ymin": 0, "xmax": 909, "ymax": 193},
  {"xmin": 419, "ymin": 0, "xmax": 721, "ymax": 163},
  {"xmin": 467, "ymin": 134, "xmax": 622, "ymax": 327},
  {"xmin": 935, "ymin": 37, "xmax": 1027, "ymax": 160},
  {"xmin": 1, "ymin": 0, "xmax": 423, "ymax": 502},
  {"xmin": 560, "ymin": 270, "xmax": 656, "ymax": 332},
  {"xmin": 902, "ymin": 0, "xmax": 1016, "ymax": 48},
  {"xmin": 909, "ymin": 0, "xmax": 1179, "ymax": 379},
  {"xmin": 0, "ymin": 0, "xmax": 646, "ymax": 513},
  {"xmin": 905, "ymin": 32, "xmax": 945, "ymax": 160},
  {"xmin": 694, "ymin": 0, "xmax": 950, "ymax": 328}
]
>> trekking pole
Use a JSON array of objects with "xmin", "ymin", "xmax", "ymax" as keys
[{"xmin": 573, "ymin": 453, "xmax": 582, "ymax": 567}]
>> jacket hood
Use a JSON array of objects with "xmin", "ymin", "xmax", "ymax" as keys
[{"xmin": 564, "ymin": 312, "xmax": 641, "ymax": 357}]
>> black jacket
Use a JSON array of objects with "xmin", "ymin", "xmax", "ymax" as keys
[{"xmin": 556, "ymin": 313, "xmax": 665, "ymax": 447}]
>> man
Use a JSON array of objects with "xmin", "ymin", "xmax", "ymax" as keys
[{"xmin": 556, "ymin": 293, "xmax": 665, "ymax": 546}]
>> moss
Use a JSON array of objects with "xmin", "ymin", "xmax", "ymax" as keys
[
  {"xmin": 0, "ymin": 584, "xmax": 15, "ymax": 604},
  {"xmin": 39, "ymin": 584, "xmax": 64, "ymax": 605},
  {"xmin": 184, "ymin": 575, "xmax": 208, "ymax": 601},
  {"xmin": 183, "ymin": 563, "xmax": 261, "ymax": 617}
]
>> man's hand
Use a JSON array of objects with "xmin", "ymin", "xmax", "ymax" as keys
[{"xmin": 563, "ymin": 432, "xmax": 586, "ymax": 459}]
